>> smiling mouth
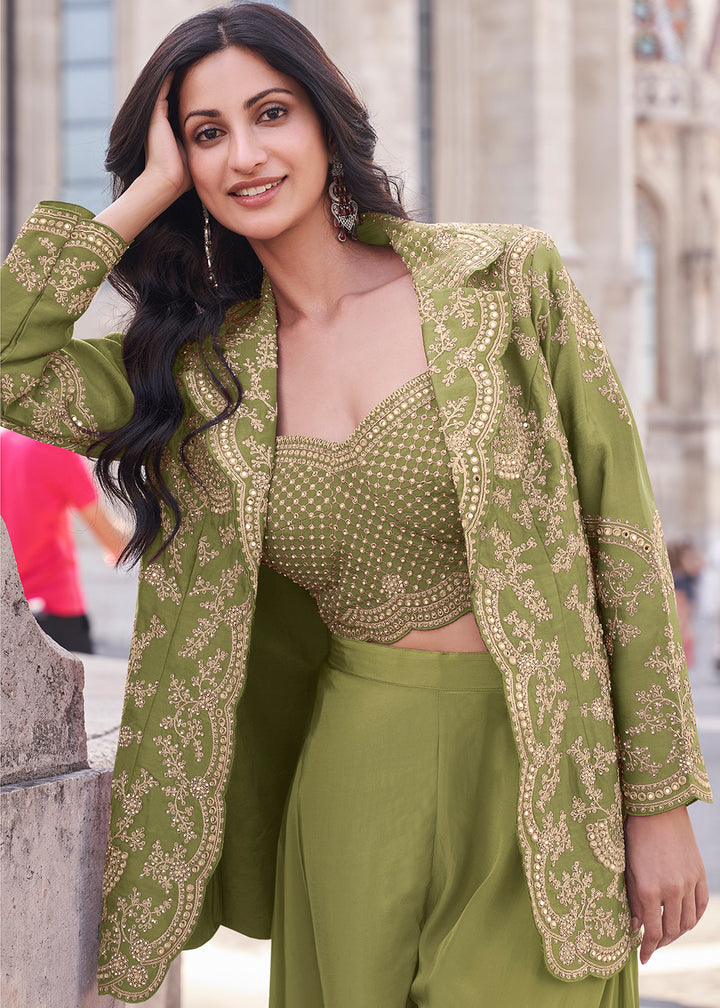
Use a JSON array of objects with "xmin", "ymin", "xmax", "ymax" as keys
[{"xmin": 231, "ymin": 179, "xmax": 283, "ymax": 197}]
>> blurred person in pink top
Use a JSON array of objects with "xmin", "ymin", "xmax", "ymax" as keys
[{"xmin": 0, "ymin": 429, "xmax": 127, "ymax": 653}]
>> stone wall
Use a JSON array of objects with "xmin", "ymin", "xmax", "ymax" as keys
[{"xmin": 0, "ymin": 522, "xmax": 180, "ymax": 1008}]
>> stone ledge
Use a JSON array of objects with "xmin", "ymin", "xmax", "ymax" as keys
[
  {"xmin": 1, "ymin": 767, "xmax": 113, "ymax": 1008},
  {"xmin": 1, "ymin": 521, "xmax": 88, "ymax": 784},
  {"xmin": 0, "ymin": 521, "xmax": 179, "ymax": 1006}
]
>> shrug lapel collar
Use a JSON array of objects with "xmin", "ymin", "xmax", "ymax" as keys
[
  {"xmin": 183, "ymin": 276, "xmax": 278, "ymax": 573},
  {"xmin": 184, "ymin": 214, "xmax": 513, "ymax": 575},
  {"xmin": 370, "ymin": 214, "xmax": 513, "ymax": 571}
]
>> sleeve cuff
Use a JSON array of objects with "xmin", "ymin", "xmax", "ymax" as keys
[{"xmin": 622, "ymin": 770, "xmax": 713, "ymax": 815}]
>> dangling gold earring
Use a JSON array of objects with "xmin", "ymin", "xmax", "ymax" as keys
[
  {"xmin": 328, "ymin": 153, "xmax": 360, "ymax": 241},
  {"xmin": 202, "ymin": 206, "xmax": 219, "ymax": 290}
]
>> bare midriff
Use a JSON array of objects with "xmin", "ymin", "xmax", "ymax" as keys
[{"xmin": 385, "ymin": 611, "xmax": 489, "ymax": 652}]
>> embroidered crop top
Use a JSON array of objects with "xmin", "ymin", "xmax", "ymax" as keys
[{"xmin": 261, "ymin": 371, "xmax": 474, "ymax": 643}]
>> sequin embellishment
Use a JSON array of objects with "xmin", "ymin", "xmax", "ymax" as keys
[{"xmin": 262, "ymin": 371, "xmax": 474, "ymax": 642}]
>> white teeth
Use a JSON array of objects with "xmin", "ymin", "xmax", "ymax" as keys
[{"xmin": 234, "ymin": 180, "xmax": 281, "ymax": 197}]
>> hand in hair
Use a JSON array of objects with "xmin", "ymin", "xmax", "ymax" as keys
[
  {"xmin": 144, "ymin": 72, "xmax": 194, "ymax": 201},
  {"xmin": 95, "ymin": 73, "xmax": 193, "ymax": 244}
]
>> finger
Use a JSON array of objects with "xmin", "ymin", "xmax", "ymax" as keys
[
  {"xmin": 695, "ymin": 877, "xmax": 710, "ymax": 923},
  {"xmin": 625, "ymin": 870, "xmax": 641, "ymax": 923},
  {"xmin": 158, "ymin": 71, "xmax": 175, "ymax": 103},
  {"xmin": 639, "ymin": 904, "xmax": 663, "ymax": 964},
  {"xmin": 678, "ymin": 891, "xmax": 699, "ymax": 937},
  {"xmin": 657, "ymin": 887, "xmax": 683, "ymax": 949}
]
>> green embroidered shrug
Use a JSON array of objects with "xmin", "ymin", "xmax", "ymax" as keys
[{"xmin": 1, "ymin": 202, "xmax": 711, "ymax": 1001}]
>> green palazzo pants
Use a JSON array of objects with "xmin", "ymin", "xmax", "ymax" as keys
[{"xmin": 269, "ymin": 636, "xmax": 639, "ymax": 1007}]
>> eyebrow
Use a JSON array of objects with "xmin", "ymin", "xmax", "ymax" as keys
[{"xmin": 183, "ymin": 87, "xmax": 294, "ymax": 127}]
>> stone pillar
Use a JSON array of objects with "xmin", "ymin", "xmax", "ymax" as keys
[
  {"xmin": 294, "ymin": 0, "xmax": 422, "ymax": 209},
  {"xmin": 433, "ymin": 0, "xmax": 576, "ymax": 251},
  {"xmin": 0, "ymin": 522, "xmax": 180, "ymax": 1008},
  {"xmin": 683, "ymin": 140, "xmax": 720, "ymax": 548},
  {"xmin": 572, "ymin": 0, "xmax": 638, "ymax": 413},
  {"xmin": 7, "ymin": 0, "xmax": 62, "ymax": 238},
  {"xmin": 114, "ymin": 0, "xmax": 220, "ymax": 103}
]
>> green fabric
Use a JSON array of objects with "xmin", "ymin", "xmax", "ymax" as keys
[
  {"xmin": 186, "ymin": 564, "xmax": 330, "ymax": 947},
  {"xmin": 270, "ymin": 637, "xmax": 639, "ymax": 1007},
  {"xmin": 0, "ymin": 201, "xmax": 710, "ymax": 1001},
  {"xmin": 263, "ymin": 370, "xmax": 473, "ymax": 642}
]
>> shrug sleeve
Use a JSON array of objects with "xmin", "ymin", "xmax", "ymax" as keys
[
  {"xmin": 1, "ymin": 202, "xmax": 132, "ymax": 454},
  {"xmin": 528, "ymin": 237, "xmax": 711, "ymax": 816}
]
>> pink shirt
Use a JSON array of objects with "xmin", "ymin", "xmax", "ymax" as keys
[{"xmin": 0, "ymin": 430, "xmax": 97, "ymax": 615}]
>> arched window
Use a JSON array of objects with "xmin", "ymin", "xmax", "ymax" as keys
[{"xmin": 635, "ymin": 188, "xmax": 662, "ymax": 402}]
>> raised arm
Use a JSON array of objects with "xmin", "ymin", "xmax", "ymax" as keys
[
  {"xmin": 1, "ymin": 75, "xmax": 193, "ymax": 455},
  {"xmin": 95, "ymin": 72, "xmax": 192, "ymax": 243}
]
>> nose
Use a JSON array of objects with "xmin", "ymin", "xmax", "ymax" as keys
[{"xmin": 227, "ymin": 125, "xmax": 268, "ymax": 174}]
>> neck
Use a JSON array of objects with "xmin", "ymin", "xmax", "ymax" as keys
[{"xmin": 249, "ymin": 214, "xmax": 392, "ymax": 327}]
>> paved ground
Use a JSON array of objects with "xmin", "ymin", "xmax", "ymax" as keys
[{"xmin": 76, "ymin": 530, "xmax": 720, "ymax": 1007}]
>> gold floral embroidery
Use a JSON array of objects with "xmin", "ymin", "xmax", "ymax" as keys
[
  {"xmin": 174, "ymin": 396, "xmax": 234, "ymax": 518},
  {"xmin": 141, "ymin": 565, "xmax": 182, "ymax": 604},
  {"xmin": 621, "ymin": 637, "xmax": 710, "ymax": 805},
  {"xmin": 551, "ymin": 273, "xmax": 631, "ymax": 425},
  {"xmin": 70, "ymin": 220, "xmax": 128, "ymax": 268},
  {"xmin": 414, "ymin": 282, "xmax": 511, "ymax": 566},
  {"xmin": 8, "ymin": 353, "xmax": 98, "ymax": 450},
  {"xmin": 118, "ymin": 726, "xmax": 143, "ymax": 748},
  {"xmin": 438, "ymin": 227, "xmax": 642, "ymax": 977},
  {"xmin": 184, "ymin": 293, "xmax": 276, "ymax": 574},
  {"xmin": 584, "ymin": 516, "xmax": 671, "ymax": 652},
  {"xmin": 126, "ymin": 615, "xmax": 167, "ymax": 691},
  {"xmin": 5, "ymin": 207, "xmax": 708, "ymax": 995},
  {"xmin": 491, "ymin": 384, "xmax": 532, "ymax": 481},
  {"xmin": 376, "ymin": 221, "xmax": 651, "ymax": 977},
  {"xmin": 498, "ymin": 227, "xmax": 554, "ymax": 319},
  {"xmin": 48, "ymin": 256, "xmax": 100, "ymax": 314},
  {"xmin": 4, "ymin": 239, "xmax": 57, "ymax": 292},
  {"xmin": 219, "ymin": 523, "xmax": 236, "ymax": 547},
  {"xmin": 98, "ymin": 886, "xmax": 173, "ymax": 993},
  {"xmin": 156, "ymin": 654, "xmax": 232, "ymax": 843},
  {"xmin": 179, "ymin": 560, "xmax": 249, "ymax": 659},
  {"xmin": 99, "ymin": 574, "xmax": 256, "ymax": 999},
  {"xmin": 197, "ymin": 536, "xmax": 220, "ymax": 565},
  {"xmin": 1, "ymin": 371, "xmax": 36, "ymax": 408},
  {"xmin": 102, "ymin": 769, "xmax": 158, "ymax": 899},
  {"xmin": 20, "ymin": 204, "xmax": 87, "ymax": 239},
  {"xmin": 5, "ymin": 206, "xmax": 126, "ymax": 312}
]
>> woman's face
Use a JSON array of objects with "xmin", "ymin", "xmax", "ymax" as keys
[{"xmin": 178, "ymin": 46, "xmax": 332, "ymax": 246}]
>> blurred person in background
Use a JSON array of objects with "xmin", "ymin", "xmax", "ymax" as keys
[
  {"xmin": 0, "ymin": 428, "xmax": 127, "ymax": 653},
  {"xmin": 668, "ymin": 540, "xmax": 705, "ymax": 667}
]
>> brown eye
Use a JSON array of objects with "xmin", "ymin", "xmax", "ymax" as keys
[
  {"xmin": 196, "ymin": 126, "xmax": 222, "ymax": 142},
  {"xmin": 260, "ymin": 104, "xmax": 287, "ymax": 123}
]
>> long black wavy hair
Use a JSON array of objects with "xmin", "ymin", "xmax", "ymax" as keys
[{"xmin": 96, "ymin": 2, "xmax": 406, "ymax": 564}]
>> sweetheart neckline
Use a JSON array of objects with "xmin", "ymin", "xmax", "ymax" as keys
[{"xmin": 275, "ymin": 369, "xmax": 432, "ymax": 449}]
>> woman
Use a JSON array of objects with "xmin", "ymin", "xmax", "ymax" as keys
[{"xmin": 0, "ymin": 4, "xmax": 711, "ymax": 1005}]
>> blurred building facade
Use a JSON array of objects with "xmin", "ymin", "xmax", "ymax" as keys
[{"xmin": 2, "ymin": 0, "xmax": 719, "ymax": 553}]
